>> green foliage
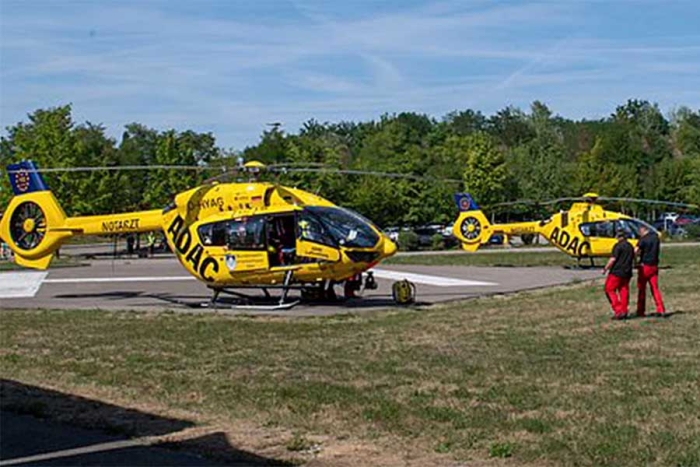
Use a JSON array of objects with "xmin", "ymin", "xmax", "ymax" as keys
[
  {"xmin": 398, "ymin": 231, "xmax": 419, "ymax": 251},
  {"xmin": 489, "ymin": 442, "xmax": 514, "ymax": 458},
  {"xmin": 2, "ymin": 101, "xmax": 698, "ymax": 229},
  {"xmin": 459, "ymin": 132, "xmax": 507, "ymax": 206},
  {"xmin": 430, "ymin": 233, "xmax": 445, "ymax": 250},
  {"xmin": 685, "ymin": 223, "xmax": 700, "ymax": 240},
  {"xmin": 1, "ymin": 107, "xmax": 218, "ymax": 215}
]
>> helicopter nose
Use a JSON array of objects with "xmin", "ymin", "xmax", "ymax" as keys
[{"xmin": 383, "ymin": 237, "xmax": 398, "ymax": 257}]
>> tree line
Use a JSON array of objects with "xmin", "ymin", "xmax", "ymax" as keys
[{"xmin": 1, "ymin": 101, "xmax": 699, "ymax": 228}]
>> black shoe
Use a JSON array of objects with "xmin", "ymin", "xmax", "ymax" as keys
[
  {"xmin": 611, "ymin": 314, "xmax": 628, "ymax": 321},
  {"xmin": 651, "ymin": 312, "xmax": 667, "ymax": 318}
]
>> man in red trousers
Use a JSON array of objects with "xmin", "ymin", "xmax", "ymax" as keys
[
  {"xmin": 635, "ymin": 224, "xmax": 666, "ymax": 317},
  {"xmin": 602, "ymin": 231, "xmax": 634, "ymax": 320}
]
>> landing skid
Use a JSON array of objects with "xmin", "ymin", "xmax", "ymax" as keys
[
  {"xmin": 566, "ymin": 257, "xmax": 599, "ymax": 270},
  {"xmin": 205, "ymin": 270, "xmax": 301, "ymax": 311}
]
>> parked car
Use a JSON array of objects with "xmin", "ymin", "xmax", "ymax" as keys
[
  {"xmin": 488, "ymin": 234, "xmax": 504, "ymax": 245},
  {"xmin": 653, "ymin": 212, "xmax": 679, "ymax": 232},
  {"xmin": 413, "ymin": 226, "xmax": 439, "ymax": 247},
  {"xmin": 674, "ymin": 214, "xmax": 697, "ymax": 226},
  {"xmin": 383, "ymin": 227, "xmax": 400, "ymax": 243}
]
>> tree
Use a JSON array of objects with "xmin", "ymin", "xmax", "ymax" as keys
[
  {"xmin": 487, "ymin": 106, "xmax": 535, "ymax": 148},
  {"xmin": 1, "ymin": 105, "xmax": 84, "ymax": 214},
  {"xmin": 671, "ymin": 107, "xmax": 700, "ymax": 157},
  {"xmin": 436, "ymin": 133, "xmax": 506, "ymax": 206},
  {"xmin": 443, "ymin": 109, "xmax": 487, "ymax": 136}
]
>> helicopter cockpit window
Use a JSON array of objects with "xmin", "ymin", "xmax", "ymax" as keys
[
  {"xmin": 616, "ymin": 219, "xmax": 654, "ymax": 240},
  {"xmin": 579, "ymin": 221, "xmax": 615, "ymax": 238},
  {"xmin": 197, "ymin": 217, "xmax": 266, "ymax": 250},
  {"xmin": 227, "ymin": 217, "xmax": 266, "ymax": 250},
  {"xmin": 297, "ymin": 211, "xmax": 335, "ymax": 247},
  {"xmin": 305, "ymin": 206, "xmax": 380, "ymax": 248},
  {"xmin": 616, "ymin": 219, "xmax": 639, "ymax": 239},
  {"xmin": 198, "ymin": 222, "xmax": 227, "ymax": 246}
]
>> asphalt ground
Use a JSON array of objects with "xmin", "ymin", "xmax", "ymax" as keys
[
  {"xmin": 0, "ymin": 411, "xmax": 225, "ymax": 467},
  {"xmin": 0, "ymin": 258, "xmax": 599, "ymax": 316}
]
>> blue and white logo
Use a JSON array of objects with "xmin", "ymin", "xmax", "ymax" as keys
[{"xmin": 225, "ymin": 254, "xmax": 237, "ymax": 271}]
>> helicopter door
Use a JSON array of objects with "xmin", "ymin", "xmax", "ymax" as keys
[
  {"xmin": 197, "ymin": 216, "xmax": 269, "ymax": 273},
  {"xmin": 266, "ymin": 214, "xmax": 298, "ymax": 267},
  {"xmin": 579, "ymin": 220, "xmax": 617, "ymax": 256},
  {"xmin": 296, "ymin": 211, "xmax": 341, "ymax": 262}
]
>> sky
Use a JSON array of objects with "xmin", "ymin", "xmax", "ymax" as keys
[{"xmin": 1, "ymin": 0, "xmax": 699, "ymax": 150}]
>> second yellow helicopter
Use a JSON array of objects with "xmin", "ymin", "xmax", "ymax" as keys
[{"xmin": 452, "ymin": 192, "xmax": 661, "ymax": 264}]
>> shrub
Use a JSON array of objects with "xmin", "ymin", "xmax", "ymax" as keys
[
  {"xmin": 398, "ymin": 231, "xmax": 420, "ymax": 251},
  {"xmin": 685, "ymin": 223, "xmax": 700, "ymax": 240},
  {"xmin": 430, "ymin": 233, "xmax": 445, "ymax": 250},
  {"xmin": 489, "ymin": 442, "xmax": 514, "ymax": 458}
]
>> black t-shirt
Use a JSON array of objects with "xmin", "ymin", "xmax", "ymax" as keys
[
  {"xmin": 638, "ymin": 232, "xmax": 660, "ymax": 266},
  {"xmin": 610, "ymin": 240, "xmax": 634, "ymax": 278}
]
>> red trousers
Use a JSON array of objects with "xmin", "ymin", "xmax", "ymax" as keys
[
  {"xmin": 605, "ymin": 274, "xmax": 630, "ymax": 316},
  {"xmin": 637, "ymin": 265, "xmax": 665, "ymax": 314}
]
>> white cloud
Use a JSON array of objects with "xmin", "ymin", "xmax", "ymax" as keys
[{"xmin": 1, "ymin": 1, "xmax": 698, "ymax": 148}]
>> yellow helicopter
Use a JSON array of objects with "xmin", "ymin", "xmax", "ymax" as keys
[
  {"xmin": 1, "ymin": 160, "xmax": 398, "ymax": 309},
  {"xmin": 452, "ymin": 192, "xmax": 697, "ymax": 265}
]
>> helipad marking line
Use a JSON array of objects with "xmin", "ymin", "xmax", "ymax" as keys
[
  {"xmin": 44, "ymin": 276, "xmax": 195, "ymax": 284},
  {"xmin": 371, "ymin": 269, "xmax": 497, "ymax": 287},
  {"xmin": 0, "ymin": 271, "xmax": 49, "ymax": 298},
  {"xmin": 39, "ymin": 270, "xmax": 497, "ymax": 288}
]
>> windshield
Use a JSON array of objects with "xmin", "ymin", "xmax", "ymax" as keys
[
  {"xmin": 618, "ymin": 218, "xmax": 656, "ymax": 239},
  {"xmin": 304, "ymin": 206, "xmax": 380, "ymax": 248}
]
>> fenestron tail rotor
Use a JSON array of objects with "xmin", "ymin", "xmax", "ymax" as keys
[{"xmin": 9, "ymin": 201, "xmax": 47, "ymax": 251}]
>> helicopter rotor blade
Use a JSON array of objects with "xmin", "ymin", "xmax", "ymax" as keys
[
  {"xmin": 6, "ymin": 164, "xmax": 210, "ymax": 173},
  {"xmin": 6, "ymin": 162, "xmax": 462, "ymax": 185},
  {"xmin": 269, "ymin": 166, "xmax": 463, "ymax": 184},
  {"xmin": 487, "ymin": 196, "xmax": 699, "ymax": 211},
  {"xmin": 596, "ymin": 197, "xmax": 699, "ymax": 209}
]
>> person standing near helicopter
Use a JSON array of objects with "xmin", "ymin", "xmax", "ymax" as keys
[
  {"xmin": 635, "ymin": 224, "xmax": 666, "ymax": 317},
  {"xmin": 602, "ymin": 231, "xmax": 634, "ymax": 320}
]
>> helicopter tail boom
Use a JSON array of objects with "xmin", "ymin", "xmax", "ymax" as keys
[
  {"xmin": 2, "ymin": 161, "xmax": 163, "ymax": 270},
  {"xmin": 452, "ymin": 193, "xmax": 544, "ymax": 251}
]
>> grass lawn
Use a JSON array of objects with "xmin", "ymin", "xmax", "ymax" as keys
[
  {"xmin": 1, "ymin": 248, "xmax": 699, "ymax": 466},
  {"xmin": 388, "ymin": 249, "xmax": 575, "ymax": 267},
  {"xmin": 387, "ymin": 243, "xmax": 697, "ymax": 268}
]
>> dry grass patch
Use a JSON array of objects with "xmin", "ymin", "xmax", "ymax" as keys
[{"xmin": 2, "ymin": 247, "xmax": 700, "ymax": 466}]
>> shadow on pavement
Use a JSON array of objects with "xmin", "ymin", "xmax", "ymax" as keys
[{"xmin": 1, "ymin": 379, "xmax": 292, "ymax": 466}]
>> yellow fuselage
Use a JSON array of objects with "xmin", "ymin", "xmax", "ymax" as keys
[
  {"xmin": 1, "ymin": 181, "xmax": 397, "ymax": 287},
  {"xmin": 453, "ymin": 202, "xmax": 640, "ymax": 258}
]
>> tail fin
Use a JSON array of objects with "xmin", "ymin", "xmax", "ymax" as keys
[
  {"xmin": 7, "ymin": 161, "xmax": 50, "ymax": 195},
  {"xmin": 452, "ymin": 193, "xmax": 491, "ymax": 252},
  {"xmin": 454, "ymin": 193, "xmax": 480, "ymax": 212},
  {"xmin": 1, "ymin": 161, "xmax": 70, "ymax": 269}
]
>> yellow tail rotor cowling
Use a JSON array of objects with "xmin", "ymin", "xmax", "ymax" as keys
[
  {"xmin": 452, "ymin": 210, "xmax": 491, "ymax": 252},
  {"xmin": 0, "ymin": 191, "xmax": 71, "ymax": 269}
]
